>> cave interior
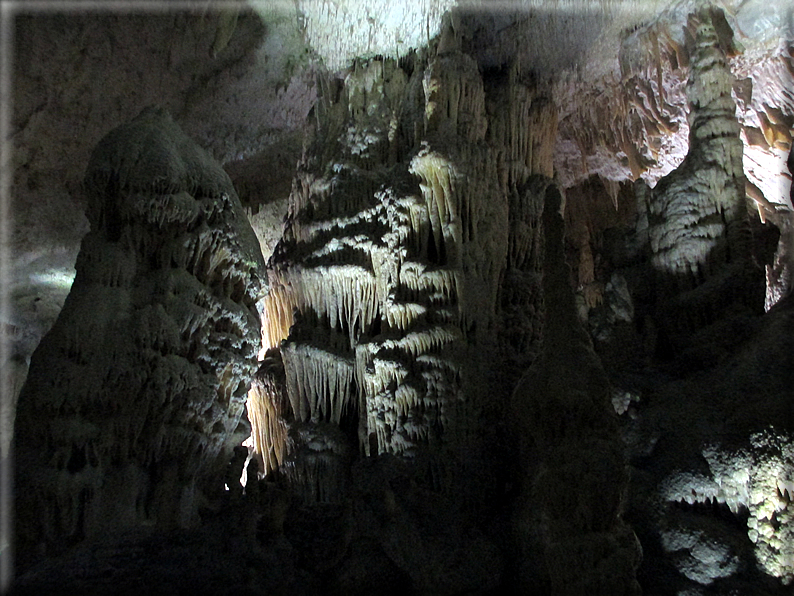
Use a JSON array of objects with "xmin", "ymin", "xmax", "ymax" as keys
[{"xmin": 2, "ymin": 1, "xmax": 794, "ymax": 594}]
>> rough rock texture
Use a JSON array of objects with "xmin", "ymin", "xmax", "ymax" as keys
[
  {"xmin": 5, "ymin": 5, "xmax": 313, "ymax": 428},
  {"xmin": 240, "ymin": 25, "xmax": 565, "ymax": 592},
  {"xmin": 764, "ymin": 145, "xmax": 794, "ymax": 308},
  {"xmin": 250, "ymin": 30, "xmax": 557, "ymax": 489},
  {"xmin": 13, "ymin": 107, "xmax": 264, "ymax": 570},
  {"xmin": 568, "ymin": 10, "xmax": 794, "ymax": 594},
  {"xmin": 609, "ymin": 283, "xmax": 794, "ymax": 595},
  {"xmin": 649, "ymin": 8, "xmax": 747, "ymax": 277}
]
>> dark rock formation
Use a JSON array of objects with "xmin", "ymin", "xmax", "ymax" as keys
[{"xmin": 511, "ymin": 184, "xmax": 641, "ymax": 595}]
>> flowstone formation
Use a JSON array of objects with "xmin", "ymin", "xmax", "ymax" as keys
[
  {"xmin": 660, "ymin": 428, "xmax": 794, "ymax": 586},
  {"xmin": 239, "ymin": 23, "xmax": 566, "ymax": 592},
  {"xmin": 9, "ymin": 3, "xmax": 794, "ymax": 594},
  {"xmin": 13, "ymin": 107, "xmax": 265, "ymax": 568},
  {"xmin": 248, "ymin": 28, "xmax": 557, "ymax": 500},
  {"xmin": 511, "ymin": 185, "xmax": 641, "ymax": 595}
]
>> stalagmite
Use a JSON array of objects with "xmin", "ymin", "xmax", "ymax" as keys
[
  {"xmin": 13, "ymin": 107, "xmax": 265, "ymax": 568},
  {"xmin": 649, "ymin": 9, "xmax": 747, "ymax": 277},
  {"xmin": 511, "ymin": 184, "xmax": 641, "ymax": 595},
  {"xmin": 644, "ymin": 8, "xmax": 765, "ymax": 356}
]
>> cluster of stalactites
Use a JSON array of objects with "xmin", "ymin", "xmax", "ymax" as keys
[
  {"xmin": 248, "ymin": 42, "xmax": 559, "ymax": 475},
  {"xmin": 258, "ymin": 281, "xmax": 297, "ymax": 357},
  {"xmin": 423, "ymin": 51, "xmax": 486, "ymax": 144},
  {"xmin": 556, "ymin": 12, "xmax": 690, "ymax": 189},
  {"xmin": 409, "ymin": 150, "xmax": 463, "ymax": 269},
  {"xmin": 246, "ymin": 351, "xmax": 292, "ymax": 477},
  {"xmin": 484, "ymin": 64, "xmax": 557, "ymax": 189},
  {"xmin": 256, "ymin": 188, "xmax": 464, "ymax": 460},
  {"xmin": 282, "ymin": 338, "xmax": 356, "ymax": 426}
]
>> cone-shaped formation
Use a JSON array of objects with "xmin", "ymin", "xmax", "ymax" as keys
[
  {"xmin": 13, "ymin": 107, "xmax": 265, "ymax": 567},
  {"xmin": 649, "ymin": 8, "xmax": 747, "ymax": 277},
  {"xmin": 511, "ymin": 185, "xmax": 641, "ymax": 595}
]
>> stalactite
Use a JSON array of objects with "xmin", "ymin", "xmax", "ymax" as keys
[
  {"xmin": 246, "ymin": 350, "xmax": 291, "ymax": 477},
  {"xmin": 282, "ymin": 340, "xmax": 356, "ymax": 425},
  {"xmin": 260, "ymin": 276, "xmax": 298, "ymax": 353}
]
